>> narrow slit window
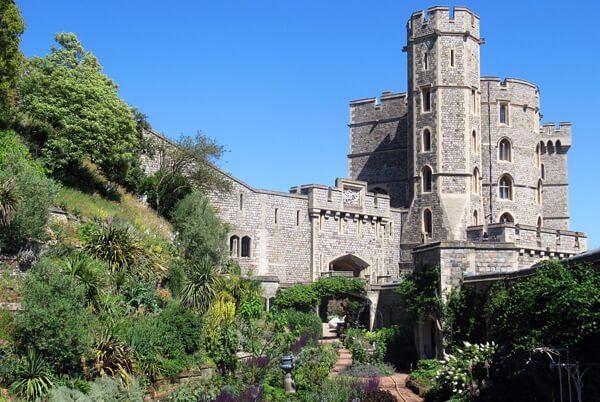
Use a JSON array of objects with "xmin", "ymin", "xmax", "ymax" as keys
[
  {"xmin": 239, "ymin": 194, "xmax": 243, "ymax": 210},
  {"xmin": 274, "ymin": 208, "xmax": 278, "ymax": 224},
  {"xmin": 499, "ymin": 103, "xmax": 509, "ymax": 124},
  {"xmin": 422, "ymin": 88, "xmax": 431, "ymax": 112},
  {"xmin": 424, "ymin": 52, "xmax": 428, "ymax": 70},
  {"xmin": 450, "ymin": 49, "xmax": 455, "ymax": 67},
  {"xmin": 423, "ymin": 209, "xmax": 432, "ymax": 238},
  {"xmin": 423, "ymin": 129, "xmax": 431, "ymax": 151},
  {"xmin": 296, "ymin": 210, "xmax": 300, "ymax": 226},
  {"xmin": 472, "ymin": 89, "xmax": 476, "ymax": 114}
]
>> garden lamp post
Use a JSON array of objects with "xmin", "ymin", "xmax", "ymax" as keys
[{"xmin": 279, "ymin": 354, "xmax": 296, "ymax": 393}]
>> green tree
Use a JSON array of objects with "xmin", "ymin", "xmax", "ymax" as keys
[
  {"xmin": 144, "ymin": 132, "xmax": 230, "ymax": 217},
  {"xmin": 171, "ymin": 190, "xmax": 229, "ymax": 265},
  {"xmin": 17, "ymin": 32, "xmax": 140, "ymax": 185},
  {"xmin": 0, "ymin": 0, "xmax": 24, "ymax": 108}
]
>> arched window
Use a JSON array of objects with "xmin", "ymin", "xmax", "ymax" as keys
[
  {"xmin": 540, "ymin": 141, "xmax": 546, "ymax": 154},
  {"xmin": 229, "ymin": 236, "xmax": 240, "ymax": 257},
  {"xmin": 423, "ymin": 129, "xmax": 431, "ymax": 152},
  {"xmin": 556, "ymin": 140, "xmax": 562, "ymax": 153},
  {"xmin": 423, "ymin": 209, "xmax": 433, "ymax": 238},
  {"xmin": 547, "ymin": 141, "xmax": 554, "ymax": 154},
  {"xmin": 472, "ymin": 130, "xmax": 477, "ymax": 153},
  {"xmin": 422, "ymin": 166, "xmax": 432, "ymax": 192},
  {"xmin": 473, "ymin": 210, "xmax": 478, "ymax": 226},
  {"xmin": 498, "ymin": 175, "xmax": 512, "ymax": 200},
  {"xmin": 535, "ymin": 144, "xmax": 541, "ymax": 168},
  {"xmin": 536, "ymin": 180, "xmax": 542, "ymax": 205},
  {"xmin": 472, "ymin": 168, "xmax": 479, "ymax": 194},
  {"xmin": 422, "ymin": 88, "xmax": 431, "ymax": 112},
  {"xmin": 537, "ymin": 216, "xmax": 542, "ymax": 228},
  {"xmin": 499, "ymin": 139, "xmax": 511, "ymax": 161},
  {"xmin": 499, "ymin": 213, "xmax": 514, "ymax": 223},
  {"xmin": 241, "ymin": 236, "xmax": 251, "ymax": 257}
]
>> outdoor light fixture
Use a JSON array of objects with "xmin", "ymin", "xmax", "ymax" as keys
[{"xmin": 279, "ymin": 355, "xmax": 296, "ymax": 393}]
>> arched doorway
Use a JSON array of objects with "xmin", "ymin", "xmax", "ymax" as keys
[{"xmin": 329, "ymin": 254, "xmax": 370, "ymax": 278}]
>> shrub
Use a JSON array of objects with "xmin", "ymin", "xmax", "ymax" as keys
[
  {"xmin": 408, "ymin": 359, "xmax": 442, "ymax": 388},
  {"xmin": 435, "ymin": 341, "xmax": 496, "ymax": 400},
  {"xmin": 12, "ymin": 258, "xmax": 94, "ymax": 376},
  {"xmin": 170, "ymin": 190, "xmax": 229, "ymax": 266},
  {"xmin": 180, "ymin": 255, "xmax": 220, "ymax": 313},
  {"xmin": 0, "ymin": 130, "xmax": 58, "ymax": 252},
  {"xmin": 283, "ymin": 309, "xmax": 322, "ymax": 338},
  {"xmin": 87, "ymin": 375, "xmax": 144, "ymax": 401}
]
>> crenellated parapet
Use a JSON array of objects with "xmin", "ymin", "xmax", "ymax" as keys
[
  {"xmin": 407, "ymin": 6, "xmax": 481, "ymax": 40},
  {"xmin": 540, "ymin": 122, "xmax": 571, "ymax": 151},
  {"xmin": 466, "ymin": 223, "xmax": 585, "ymax": 256},
  {"xmin": 300, "ymin": 178, "xmax": 393, "ymax": 224}
]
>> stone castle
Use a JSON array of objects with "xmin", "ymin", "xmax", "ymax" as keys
[{"xmin": 142, "ymin": 6, "xmax": 587, "ymax": 355}]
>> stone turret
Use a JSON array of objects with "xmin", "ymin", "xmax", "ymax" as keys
[{"xmin": 402, "ymin": 6, "xmax": 485, "ymax": 250}]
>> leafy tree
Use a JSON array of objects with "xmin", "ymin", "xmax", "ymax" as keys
[
  {"xmin": 17, "ymin": 32, "xmax": 140, "ymax": 185},
  {"xmin": 171, "ymin": 190, "xmax": 229, "ymax": 265},
  {"xmin": 144, "ymin": 132, "xmax": 230, "ymax": 217},
  {"xmin": 0, "ymin": 0, "xmax": 24, "ymax": 108}
]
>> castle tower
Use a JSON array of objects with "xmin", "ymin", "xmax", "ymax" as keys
[{"xmin": 402, "ymin": 6, "xmax": 485, "ymax": 248}]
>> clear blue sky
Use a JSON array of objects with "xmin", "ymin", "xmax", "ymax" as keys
[{"xmin": 17, "ymin": 1, "xmax": 600, "ymax": 249}]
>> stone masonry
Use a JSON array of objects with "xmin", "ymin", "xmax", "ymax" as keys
[{"xmin": 140, "ymin": 7, "xmax": 587, "ymax": 352}]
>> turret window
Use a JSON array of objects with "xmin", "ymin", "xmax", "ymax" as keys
[
  {"xmin": 450, "ymin": 49, "xmax": 455, "ymax": 67},
  {"xmin": 422, "ymin": 166, "xmax": 433, "ymax": 193},
  {"xmin": 423, "ymin": 129, "xmax": 431, "ymax": 151},
  {"xmin": 422, "ymin": 88, "xmax": 431, "ymax": 112},
  {"xmin": 472, "ymin": 168, "xmax": 480, "ymax": 194},
  {"xmin": 537, "ymin": 180, "xmax": 542, "ymax": 205},
  {"xmin": 472, "ymin": 130, "xmax": 477, "ymax": 153},
  {"xmin": 423, "ymin": 209, "xmax": 433, "ymax": 238},
  {"xmin": 473, "ymin": 210, "xmax": 478, "ymax": 226},
  {"xmin": 499, "ymin": 213, "xmax": 514, "ymax": 223},
  {"xmin": 499, "ymin": 103, "xmax": 509, "ymax": 124},
  {"xmin": 499, "ymin": 139, "xmax": 511, "ymax": 161},
  {"xmin": 424, "ymin": 52, "xmax": 428, "ymax": 70},
  {"xmin": 498, "ymin": 175, "xmax": 512, "ymax": 200}
]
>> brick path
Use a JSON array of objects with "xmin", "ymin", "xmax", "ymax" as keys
[{"xmin": 321, "ymin": 324, "xmax": 423, "ymax": 402}]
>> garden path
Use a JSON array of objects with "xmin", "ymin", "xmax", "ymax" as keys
[{"xmin": 321, "ymin": 324, "xmax": 423, "ymax": 402}]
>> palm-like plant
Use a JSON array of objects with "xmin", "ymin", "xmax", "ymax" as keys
[
  {"xmin": 92, "ymin": 329, "xmax": 137, "ymax": 386},
  {"xmin": 0, "ymin": 176, "xmax": 20, "ymax": 227},
  {"xmin": 62, "ymin": 253, "xmax": 107, "ymax": 309},
  {"xmin": 84, "ymin": 217, "xmax": 143, "ymax": 272},
  {"xmin": 180, "ymin": 255, "xmax": 220, "ymax": 313},
  {"xmin": 10, "ymin": 350, "xmax": 55, "ymax": 401}
]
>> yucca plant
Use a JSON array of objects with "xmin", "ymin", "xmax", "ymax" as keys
[
  {"xmin": 180, "ymin": 255, "xmax": 220, "ymax": 313},
  {"xmin": 84, "ymin": 217, "xmax": 143, "ymax": 272},
  {"xmin": 62, "ymin": 252, "xmax": 107, "ymax": 309},
  {"xmin": 92, "ymin": 329, "xmax": 137, "ymax": 387},
  {"xmin": 0, "ymin": 176, "xmax": 20, "ymax": 227},
  {"xmin": 10, "ymin": 350, "xmax": 55, "ymax": 401}
]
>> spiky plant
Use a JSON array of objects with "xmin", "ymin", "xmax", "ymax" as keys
[
  {"xmin": 62, "ymin": 252, "xmax": 107, "ymax": 309},
  {"xmin": 0, "ymin": 176, "xmax": 20, "ymax": 227},
  {"xmin": 92, "ymin": 329, "xmax": 137, "ymax": 387},
  {"xmin": 10, "ymin": 350, "xmax": 55, "ymax": 401},
  {"xmin": 180, "ymin": 255, "xmax": 220, "ymax": 313},
  {"xmin": 84, "ymin": 217, "xmax": 143, "ymax": 272}
]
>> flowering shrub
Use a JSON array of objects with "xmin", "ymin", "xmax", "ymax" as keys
[{"xmin": 435, "ymin": 341, "xmax": 496, "ymax": 400}]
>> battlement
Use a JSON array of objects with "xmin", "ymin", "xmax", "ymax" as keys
[
  {"xmin": 540, "ymin": 122, "xmax": 571, "ymax": 149},
  {"xmin": 407, "ymin": 6, "xmax": 479, "ymax": 38},
  {"xmin": 466, "ymin": 223, "xmax": 585, "ymax": 256},
  {"xmin": 349, "ymin": 91, "xmax": 407, "ymax": 125},
  {"xmin": 301, "ymin": 178, "xmax": 392, "ymax": 220}
]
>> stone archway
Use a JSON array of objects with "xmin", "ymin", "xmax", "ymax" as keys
[{"xmin": 329, "ymin": 254, "xmax": 370, "ymax": 278}]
